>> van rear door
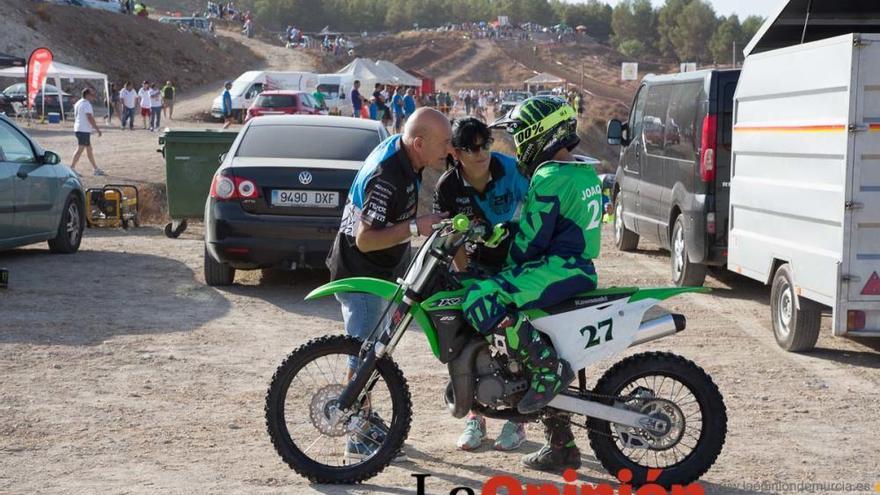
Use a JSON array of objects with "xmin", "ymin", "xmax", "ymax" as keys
[
  {"xmin": 712, "ymin": 70, "xmax": 739, "ymax": 249},
  {"xmin": 844, "ymin": 35, "xmax": 880, "ymax": 307}
]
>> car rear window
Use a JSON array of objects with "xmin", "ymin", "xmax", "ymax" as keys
[
  {"xmin": 254, "ymin": 94, "xmax": 297, "ymax": 108},
  {"xmin": 236, "ymin": 125, "xmax": 380, "ymax": 160}
]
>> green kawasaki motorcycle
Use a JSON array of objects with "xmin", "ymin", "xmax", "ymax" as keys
[{"xmin": 265, "ymin": 215, "xmax": 727, "ymax": 486}]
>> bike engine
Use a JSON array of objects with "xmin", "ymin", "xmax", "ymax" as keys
[{"xmin": 473, "ymin": 346, "xmax": 528, "ymax": 407}]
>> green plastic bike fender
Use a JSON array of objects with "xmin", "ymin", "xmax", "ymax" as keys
[
  {"xmin": 305, "ymin": 277, "xmax": 442, "ymax": 359},
  {"xmin": 305, "ymin": 277, "xmax": 400, "ymax": 301},
  {"xmin": 628, "ymin": 286, "xmax": 712, "ymax": 303}
]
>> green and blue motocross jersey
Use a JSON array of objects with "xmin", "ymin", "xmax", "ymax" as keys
[{"xmin": 506, "ymin": 160, "xmax": 603, "ymax": 267}]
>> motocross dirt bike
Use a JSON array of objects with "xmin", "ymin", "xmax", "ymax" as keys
[{"xmin": 265, "ymin": 215, "xmax": 727, "ymax": 487}]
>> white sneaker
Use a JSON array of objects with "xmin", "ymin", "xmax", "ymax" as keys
[{"xmin": 93, "ymin": 168, "xmax": 106, "ymax": 176}]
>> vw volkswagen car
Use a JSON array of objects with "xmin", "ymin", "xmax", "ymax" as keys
[{"xmin": 203, "ymin": 115, "xmax": 389, "ymax": 286}]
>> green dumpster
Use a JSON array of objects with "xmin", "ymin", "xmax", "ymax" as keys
[{"xmin": 158, "ymin": 128, "xmax": 238, "ymax": 238}]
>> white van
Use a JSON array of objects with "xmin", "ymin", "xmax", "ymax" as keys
[
  {"xmin": 729, "ymin": 0, "xmax": 880, "ymax": 351},
  {"xmin": 211, "ymin": 71, "xmax": 319, "ymax": 120},
  {"xmin": 316, "ymin": 74, "xmax": 353, "ymax": 116}
]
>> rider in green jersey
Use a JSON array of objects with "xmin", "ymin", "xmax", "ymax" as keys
[{"xmin": 462, "ymin": 95, "xmax": 603, "ymax": 472}]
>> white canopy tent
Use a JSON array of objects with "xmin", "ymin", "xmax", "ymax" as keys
[
  {"xmin": 337, "ymin": 58, "xmax": 399, "ymax": 89},
  {"xmin": 0, "ymin": 60, "xmax": 109, "ymax": 120},
  {"xmin": 373, "ymin": 60, "xmax": 421, "ymax": 87},
  {"xmin": 524, "ymin": 72, "xmax": 566, "ymax": 92}
]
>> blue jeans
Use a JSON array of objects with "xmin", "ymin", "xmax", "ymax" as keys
[
  {"xmin": 335, "ymin": 292, "xmax": 387, "ymax": 370},
  {"xmin": 150, "ymin": 106, "xmax": 161, "ymax": 129},
  {"xmin": 121, "ymin": 106, "xmax": 135, "ymax": 129}
]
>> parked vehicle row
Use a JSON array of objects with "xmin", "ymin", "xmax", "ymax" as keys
[
  {"xmin": 606, "ymin": 1, "xmax": 880, "ymax": 351},
  {"xmin": 2, "ymin": 83, "xmax": 75, "ymax": 118}
]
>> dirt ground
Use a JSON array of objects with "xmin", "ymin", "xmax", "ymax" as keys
[{"xmin": 3, "ymin": 219, "xmax": 880, "ymax": 494}]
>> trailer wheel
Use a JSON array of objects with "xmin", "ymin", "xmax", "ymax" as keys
[{"xmin": 770, "ymin": 264, "xmax": 821, "ymax": 352}]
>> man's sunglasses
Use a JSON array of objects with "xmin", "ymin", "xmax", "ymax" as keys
[{"xmin": 457, "ymin": 138, "xmax": 494, "ymax": 154}]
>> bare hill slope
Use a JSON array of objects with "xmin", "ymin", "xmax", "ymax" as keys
[{"xmin": 0, "ymin": 0, "xmax": 260, "ymax": 91}]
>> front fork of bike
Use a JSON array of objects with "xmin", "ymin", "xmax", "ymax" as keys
[{"xmin": 336, "ymin": 300, "xmax": 414, "ymax": 412}]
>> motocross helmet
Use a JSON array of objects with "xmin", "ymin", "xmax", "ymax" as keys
[{"xmin": 489, "ymin": 95, "xmax": 579, "ymax": 177}]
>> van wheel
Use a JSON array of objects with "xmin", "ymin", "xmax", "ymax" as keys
[
  {"xmin": 204, "ymin": 245, "xmax": 235, "ymax": 286},
  {"xmin": 770, "ymin": 264, "xmax": 820, "ymax": 352},
  {"xmin": 614, "ymin": 200, "xmax": 639, "ymax": 251},
  {"xmin": 671, "ymin": 215, "xmax": 706, "ymax": 287},
  {"xmin": 48, "ymin": 194, "xmax": 85, "ymax": 254}
]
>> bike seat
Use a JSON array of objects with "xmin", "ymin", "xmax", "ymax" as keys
[{"xmin": 535, "ymin": 287, "xmax": 639, "ymax": 316}]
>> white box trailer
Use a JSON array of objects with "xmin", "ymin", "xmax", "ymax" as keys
[{"xmin": 730, "ymin": 1, "xmax": 880, "ymax": 351}]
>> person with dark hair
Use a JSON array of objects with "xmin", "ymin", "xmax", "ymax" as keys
[
  {"xmin": 71, "ymin": 88, "xmax": 105, "ymax": 176},
  {"xmin": 350, "ymin": 80, "xmax": 362, "ymax": 118},
  {"xmin": 433, "ymin": 117, "xmax": 529, "ymax": 452}
]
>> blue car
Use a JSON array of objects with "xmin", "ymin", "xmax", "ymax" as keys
[{"xmin": 0, "ymin": 114, "xmax": 85, "ymax": 253}]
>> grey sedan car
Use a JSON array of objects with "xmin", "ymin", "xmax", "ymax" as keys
[{"xmin": 0, "ymin": 115, "xmax": 85, "ymax": 253}]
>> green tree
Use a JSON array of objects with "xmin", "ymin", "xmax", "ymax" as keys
[
  {"xmin": 618, "ymin": 38, "xmax": 646, "ymax": 58},
  {"xmin": 670, "ymin": 0, "xmax": 716, "ymax": 63},
  {"xmin": 611, "ymin": 0, "xmax": 656, "ymax": 53},
  {"xmin": 740, "ymin": 15, "xmax": 764, "ymax": 48},
  {"xmin": 656, "ymin": 0, "xmax": 691, "ymax": 58},
  {"xmin": 710, "ymin": 15, "xmax": 741, "ymax": 64}
]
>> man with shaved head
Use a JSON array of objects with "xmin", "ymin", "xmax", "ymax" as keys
[{"xmin": 326, "ymin": 107, "xmax": 452, "ymax": 463}]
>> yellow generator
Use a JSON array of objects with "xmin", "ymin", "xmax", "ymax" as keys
[{"xmin": 85, "ymin": 184, "xmax": 140, "ymax": 229}]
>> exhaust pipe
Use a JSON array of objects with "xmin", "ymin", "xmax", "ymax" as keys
[{"xmin": 630, "ymin": 313, "xmax": 686, "ymax": 347}]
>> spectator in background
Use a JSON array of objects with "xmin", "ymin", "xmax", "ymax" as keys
[
  {"xmin": 134, "ymin": 1, "xmax": 148, "ymax": 17},
  {"xmin": 403, "ymin": 88, "xmax": 417, "ymax": 121},
  {"xmin": 70, "ymin": 88, "xmax": 105, "ymax": 177},
  {"xmin": 107, "ymin": 83, "xmax": 119, "ymax": 125},
  {"xmin": 149, "ymin": 82, "xmax": 162, "ymax": 131},
  {"xmin": 350, "ymin": 80, "xmax": 362, "ymax": 118},
  {"xmin": 162, "ymin": 80, "xmax": 176, "ymax": 120},
  {"xmin": 391, "ymin": 86, "xmax": 405, "ymax": 133},
  {"xmin": 221, "ymin": 81, "xmax": 234, "ymax": 129},
  {"xmin": 136, "ymin": 80, "xmax": 152, "ymax": 130},
  {"xmin": 312, "ymin": 87, "xmax": 327, "ymax": 113},
  {"xmin": 119, "ymin": 81, "xmax": 136, "ymax": 130}
]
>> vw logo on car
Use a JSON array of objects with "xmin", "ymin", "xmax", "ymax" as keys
[{"xmin": 299, "ymin": 171, "xmax": 313, "ymax": 185}]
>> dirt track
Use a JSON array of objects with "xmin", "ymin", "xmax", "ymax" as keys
[{"xmin": 2, "ymin": 219, "xmax": 880, "ymax": 494}]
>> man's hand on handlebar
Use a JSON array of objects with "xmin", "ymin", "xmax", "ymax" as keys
[{"xmin": 417, "ymin": 212, "xmax": 449, "ymax": 236}]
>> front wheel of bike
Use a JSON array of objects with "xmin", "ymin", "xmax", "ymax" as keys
[
  {"xmin": 587, "ymin": 351, "xmax": 727, "ymax": 488},
  {"xmin": 265, "ymin": 335, "xmax": 412, "ymax": 483}
]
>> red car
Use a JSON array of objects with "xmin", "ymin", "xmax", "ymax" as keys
[{"xmin": 245, "ymin": 90, "xmax": 326, "ymax": 121}]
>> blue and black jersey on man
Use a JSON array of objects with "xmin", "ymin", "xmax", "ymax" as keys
[
  {"xmin": 432, "ymin": 152, "xmax": 528, "ymax": 270},
  {"xmin": 326, "ymin": 135, "xmax": 421, "ymax": 281}
]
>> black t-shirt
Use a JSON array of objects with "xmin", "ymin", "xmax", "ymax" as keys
[
  {"xmin": 432, "ymin": 152, "xmax": 528, "ymax": 271},
  {"xmin": 326, "ymin": 135, "xmax": 421, "ymax": 281}
]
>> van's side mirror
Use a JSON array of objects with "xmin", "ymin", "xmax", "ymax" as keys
[
  {"xmin": 607, "ymin": 119, "xmax": 625, "ymax": 146},
  {"xmin": 41, "ymin": 151, "xmax": 61, "ymax": 165}
]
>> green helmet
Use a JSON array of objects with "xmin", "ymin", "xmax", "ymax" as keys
[{"xmin": 490, "ymin": 95, "xmax": 579, "ymax": 176}]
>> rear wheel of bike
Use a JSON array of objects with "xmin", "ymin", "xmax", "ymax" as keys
[
  {"xmin": 265, "ymin": 335, "xmax": 412, "ymax": 484},
  {"xmin": 587, "ymin": 351, "xmax": 726, "ymax": 487}
]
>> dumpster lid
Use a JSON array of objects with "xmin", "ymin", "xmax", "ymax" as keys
[
  {"xmin": 158, "ymin": 128, "xmax": 239, "ymax": 144},
  {"xmin": 745, "ymin": 0, "xmax": 880, "ymax": 57}
]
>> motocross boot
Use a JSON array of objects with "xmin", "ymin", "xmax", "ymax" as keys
[
  {"xmin": 506, "ymin": 317, "xmax": 574, "ymax": 414},
  {"xmin": 522, "ymin": 414, "xmax": 581, "ymax": 472}
]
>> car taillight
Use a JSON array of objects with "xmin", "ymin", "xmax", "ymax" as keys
[
  {"xmin": 210, "ymin": 174, "xmax": 258, "ymax": 200},
  {"xmin": 700, "ymin": 114, "xmax": 717, "ymax": 183},
  {"xmin": 707, "ymin": 212, "xmax": 716, "ymax": 234},
  {"xmin": 847, "ymin": 310, "xmax": 866, "ymax": 331}
]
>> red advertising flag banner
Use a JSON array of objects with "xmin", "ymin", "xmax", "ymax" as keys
[{"xmin": 26, "ymin": 47, "xmax": 53, "ymax": 110}]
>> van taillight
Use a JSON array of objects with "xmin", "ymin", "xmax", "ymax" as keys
[
  {"xmin": 700, "ymin": 114, "xmax": 717, "ymax": 183},
  {"xmin": 210, "ymin": 174, "xmax": 259, "ymax": 200}
]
